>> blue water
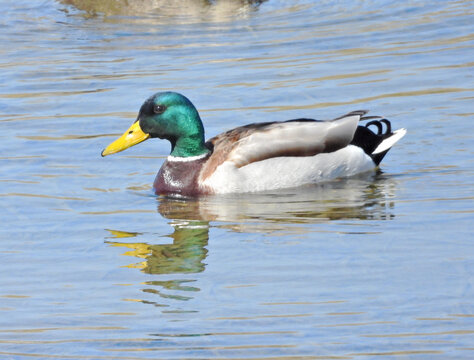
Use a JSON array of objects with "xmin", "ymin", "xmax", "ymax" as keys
[{"xmin": 1, "ymin": 0, "xmax": 473, "ymax": 358}]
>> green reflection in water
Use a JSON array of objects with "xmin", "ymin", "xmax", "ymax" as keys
[{"xmin": 143, "ymin": 224, "xmax": 208, "ymax": 275}]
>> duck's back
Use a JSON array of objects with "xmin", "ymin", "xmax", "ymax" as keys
[
  {"xmin": 201, "ymin": 112, "xmax": 363, "ymax": 180},
  {"xmin": 199, "ymin": 112, "xmax": 405, "ymax": 194}
]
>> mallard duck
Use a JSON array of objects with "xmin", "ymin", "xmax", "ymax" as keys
[{"xmin": 102, "ymin": 92, "xmax": 406, "ymax": 196}]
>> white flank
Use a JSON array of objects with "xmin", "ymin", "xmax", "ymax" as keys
[
  {"xmin": 202, "ymin": 145, "xmax": 375, "ymax": 194},
  {"xmin": 372, "ymin": 128, "xmax": 407, "ymax": 154}
]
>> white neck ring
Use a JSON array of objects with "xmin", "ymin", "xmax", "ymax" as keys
[{"xmin": 167, "ymin": 152, "xmax": 209, "ymax": 162}]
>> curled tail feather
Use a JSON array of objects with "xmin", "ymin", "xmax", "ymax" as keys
[{"xmin": 350, "ymin": 116, "xmax": 406, "ymax": 166}]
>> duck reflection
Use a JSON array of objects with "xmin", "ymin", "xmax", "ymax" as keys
[
  {"xmin": 107, "ymin": 172, "xmax": 397, "ymax": 305},
  {"xmin": 181, "ymin": 172, "xmax": 397, "ymax": 227}
]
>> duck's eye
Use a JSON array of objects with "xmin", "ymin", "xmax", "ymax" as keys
[{"xmin": 153, "ymin": 104, "xmax": 166, "ymax": 114}]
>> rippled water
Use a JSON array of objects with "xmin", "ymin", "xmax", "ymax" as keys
[{"xmin": 1, "ymin": 0, "xmax": 473, "ymax": 358}]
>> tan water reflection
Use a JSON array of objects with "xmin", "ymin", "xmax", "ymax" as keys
[{"xmin": 62, "ymin": 0, "xmax": 266, "ymax": 23}]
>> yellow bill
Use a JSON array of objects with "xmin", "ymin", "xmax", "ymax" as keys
[{"xmin": 101, "ymin": 121, "xmax": 150, "ymax": 157}]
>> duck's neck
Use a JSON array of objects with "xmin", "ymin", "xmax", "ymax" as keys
[
  {"xmin": 170, "ymin": 134, "xmax": 209, "ymax": 158},
  {"xmin": 165, "ymin": 107, "xmax": 209, "ymax": 158}
]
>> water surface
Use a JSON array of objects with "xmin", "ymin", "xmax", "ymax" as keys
[{"xmin": 1, "ymin": 0, "xmax": 473, "ymax": 358}]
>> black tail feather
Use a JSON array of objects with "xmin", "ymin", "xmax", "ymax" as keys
[
  {"xmin": 350, "ymin": 118, "xmax": 394, "ymax": 166},
  {"xmin": 334, "ymin": 110, "xmax": 368, "ymax": 120}
]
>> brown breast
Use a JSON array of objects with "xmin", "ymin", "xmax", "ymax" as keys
[{"xmin": 153, "ymin": 155, "xmax": 210, "ymax": 196}]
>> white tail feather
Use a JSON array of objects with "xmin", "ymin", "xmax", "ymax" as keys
[{"xmin": 372, "ymin": 128, "xmax": 407, "ymax": 154}]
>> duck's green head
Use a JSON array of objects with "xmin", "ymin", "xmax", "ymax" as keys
[{"xmin": 102, "ymin": 92, "xmax": 209, "ymax": 158}]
